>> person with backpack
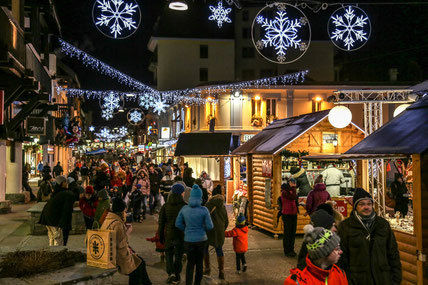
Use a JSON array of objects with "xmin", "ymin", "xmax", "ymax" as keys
[{"xmin": 37, "ymin": 173, "xmax": 53, "ymax": 202}]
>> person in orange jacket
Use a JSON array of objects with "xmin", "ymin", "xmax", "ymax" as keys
[
  {"xmin": 284, "ymin": 225, "xmax": 347, "ymax": 285},
  {"xmin": 225, "ymin": 213, "xmax": 248, "ymax": 274},
  {"xmin": 146, "ymin": 230, "xmax": 166, "ymax": 262}
]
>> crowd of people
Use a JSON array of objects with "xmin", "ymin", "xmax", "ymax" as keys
[{"xmin": 35, "ymin": 157, "xmax": 402, "ymax": 285}]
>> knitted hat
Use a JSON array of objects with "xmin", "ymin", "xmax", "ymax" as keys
[
  {"xmin": 236, "ymin": 214, "xmax": 246, "ymax": 225},
  {"xmin": 316, "ymin": 203, "xmax": 334, "ymax": 216},
  {"xmin": 97, "ymin": 189, "xmax": 109, "ymax": 200},
  {"xmin": 310, "ymin": 209, "xmax": 335, "ymax": 229},
  {"xmin": 112, "ymin": 197, "xmax": 127, "ymax": 213},
  {"xmin": 172, "ymin": 183, "xmax": 185, "ymax": 194},
  {"xmin": 303, "ymin": 225, "xmax": 340, "ymax": 260},
  {"xmin": 353, "ymin": 188, "xmax": 373, "ymax": 209},
  {"xmin": 212, "ymin": 185, "xmax": 222, "ymax": 196},
  {"xmin": 85, "ymin": 185, "xmax": 94, "ymax": 194},
  {"xmin": 55, "ymin": 175, "xmax": 67, "ymax": 186},
  {"xmin": 190, "ymin": 185, "xmax": 202, "ymax": 199},
  {"xmin": 135, "ymin": 184, "xmax": 142, "ymax": 189}
]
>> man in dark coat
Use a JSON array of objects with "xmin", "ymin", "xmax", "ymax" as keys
[
  {"xmin": 94, "ymin": 164, "xmax": 110, "ymax": 192},
  {"xmin": 159, "ymin": 183, "xmax": 186, "ymax": 284},
  {"xmin": 148, "ymin": 165, "xmax": 161, "ymax": 214},
  {"xmin": 39, "ymin": 176, "xmax": 75, "ymax": 246},
  {"xmin": 338, "ymin": 188, "xmax": 402, "ymax": 285},
  {"xmin": 391, "ymin": 173, "xmax": 409, "ymax": 217},
  {"xmin": 204, "ymin": 185, "xmax": 228, "ymax": 279},
  {"xmin": 52, "ymin": 162, "xmax": 63, "ymax": 178}
]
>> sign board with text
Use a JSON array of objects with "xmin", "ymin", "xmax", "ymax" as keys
[
  {"xmin": 26, "ymin": 117, "xmax": 46, "ymax": 136},
  {"xmin": 333, "ymin": 200, "xmax": 348, "ymax": 216}
]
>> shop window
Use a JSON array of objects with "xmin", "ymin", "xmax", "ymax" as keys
[
  {"xmin": 199, "ymin": 68, "xmax": 208, "ymax": 82},
  {"xmin": 200, "ymin": 45, "xmax": 208, "ymax": 58},
  {"xmin": 266, "ymin": 99, "xmax": 277, "ymax": 124},
  {"xmin": 242, "ymin": 28, "xmax": 251, "ymax": 39},
  {"xmin": 242, "ymin": 10, "xmax": 249, "ymax": 21},
  {"xmin": 242, "ymin": 47, "xmax": 254, "ymax": 58}
]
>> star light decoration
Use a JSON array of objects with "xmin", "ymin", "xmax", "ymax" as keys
[
  {"xmin": 328, "ymin": 6, "xmax": 371, "ymax": 51},
  {"xmin": 208, "ymin": 1, "xmax": 232, "ymax": 28},
  {"xmin": 89, "ymin": 126, "xmax": 95, "ymax": 132},
  {"xmin": 93, "ymin": 0, "xmax": 141, "ymax": 39},
  {"xmin": 252, "ymin": 3, "xmax": 311, "ymax": 64}
]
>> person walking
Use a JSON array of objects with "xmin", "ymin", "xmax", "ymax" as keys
[
  {"xmin": 148, "ymin": 165, "xmax": 162, "ymax": 214},
  {"xmin": 277, "ymin": 179, "xmax": 299, "ymax": 257},
  {"xmin": 225, "ymin": 213, "xmax": 248, "ymax": 274},
  {"xmin": 101, "ymin": 198, "xmax": 152, "ymax": 285},
  {"xmin": 391, "ymin": 173, "xmax": 409, "ymax": 217},
  {"xmin": 175, "ymin": 185, "xmax": 214, "ymax": 285},
  {"xmin": 305, "ymin": 175, "xmax": 330, "ymax": 216},
  {"xmin": 133, "ymin": 166, "xmax": 150, "ymax": 219},
  {"xmin": 131, "ymin": 184, "xmax": 143, "ymax": 223},
  {"xmin": 53, "ymin": 162, "xmax": 63, "ymax": 178},
  {"xmin": 39, "ymin": 176, "xmax": 75, "ymax": 246},
  {"xmin": 203, "ymin": 185, "xmax": 228, "ymax": 279},
  {"xmin": 79, "ymin": 186, "xmax": 98, "ymax": 229},
  {"xmin": 37, "ymin": 161, "xmax": 44, "ymax": 178},
  {"xmin": 37, "ymin": 172, "xmax": 53, "ymax": 202},
  {"xmin": 284, "ymin": 225, "xmax": 347, "ymax": 285},
  {"xmin": 159, "ymin": 183, "xmax": 187, "ymax": 284},
  {"xmin": 160, "ymin": 167, "xmax": 176, "ymax": 203},
  {"xmin": 338, "ymin": 188, "xmax": 402, "ymax": 285},
  {"xmin": 22, "ymin": 165, "xmax": 36, "ymax": 201}
]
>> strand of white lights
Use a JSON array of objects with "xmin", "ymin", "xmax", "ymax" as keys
[{"xmin": 58, "ymin": 39, "xmax": 157, "ymax": 94}]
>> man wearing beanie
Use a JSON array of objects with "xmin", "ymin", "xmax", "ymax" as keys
[
  {"xmin": 284, "ymin": 225, "xmax": 347, "ymax": 284},
  {"xmin": 101, "ymin": 198, "xmax": 152, "ymax": 285},
  {"xmin": 159, "ymin": 183, "xmax": 187, "ymax": 284},
  {"xmin": 79, "ymin": 186, "xmax": 98, "ymax": 229},
  {"xmin": 175, "ymin": 185, "xmax": 214, "ymax": 285},
  {"xmin": 338, "ymin": 188, "xmax": 401, "ymax": 285}
]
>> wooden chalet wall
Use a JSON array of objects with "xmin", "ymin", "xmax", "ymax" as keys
[{"xmin": 420, "ymin": 153, "xmax": 428, "ymax": 284}]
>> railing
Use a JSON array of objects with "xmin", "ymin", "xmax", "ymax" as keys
[
  {"xmin": 0, "ymin": 7, "xmax": 26, "ymax": 67},
  {"xmin": 26, "ymin": 44, "xmax": 52, "ymax": 94}
]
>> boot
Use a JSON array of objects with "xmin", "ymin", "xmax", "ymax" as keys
[
  {"xmin": 203, "ymin": 253, "xmax": 211, "ymax": 276},
  {"xmin": 217, "ymin": 256, "xmax": 225, "ymax": 280}
]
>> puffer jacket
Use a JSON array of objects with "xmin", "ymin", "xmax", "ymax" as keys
[
  {"xmin": 284, "ymin": 256, "xmax": 348, "ymax": 285},
  {"xmin": 159, "ymin": 193, "xmax": 186, "ymax": 247},
  {"xmin": 290, "ymin": 167, "xmax": 312, "ymax": 196},
  {"xmin": 101, "ymin": 212, "xmax": 142, "ymax": 275},
  {"xmin": 278, "ymin": 187, "xmax": 299, "ymax": 216},
  {"xmin": 305, "ymin": 184, "xmax": 330, "ymax": 215},
  {"xmin": 39, "ymin": 185, "xmax": 75, "ymax": 230},
  {"xmin": 205, "ymin": 194, "xmax": 229, "ymax": 247},
  {"xmin": 175, "ymin": 194, "xmax": 214, "ymax": 243},
  {"xmin": 338, "ymin": 211, "xmax": 402, "ymax": 285},
  {"xmin": 225, "ymin": 225, "xmax": 248, "ymax": 253},
  {"xmin": 132, "ymin": 169, "xmax": 150, "ymax": 195}
]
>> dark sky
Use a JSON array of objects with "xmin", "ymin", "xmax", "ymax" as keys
[{"xmin": 54, "ymin": 0, "xmax": 428, "ymax": 127}]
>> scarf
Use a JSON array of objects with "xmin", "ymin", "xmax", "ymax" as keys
[{"xmin": 354, "ymin": 210, "xmax": 376, "ymax": 241}]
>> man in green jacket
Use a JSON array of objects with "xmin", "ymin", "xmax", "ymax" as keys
[
  {"xmin": 159, "ymin": 183, "xmax": 186, "ymax": 284},
  {"xmin": 338, "ymin": 188, "xmax": 402, "ymax": 285},
  {"xmin": 93, "ymin": 189, "xmax": 110, "ymax": 228}
]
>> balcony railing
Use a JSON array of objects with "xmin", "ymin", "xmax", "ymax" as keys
[
  {"xmin": 0, "ymin": 7, "xmax": 26, "ymax": 69},
  {"xmin": 26, "ymin": 44, "xmax": 52, "ymax": 94}
]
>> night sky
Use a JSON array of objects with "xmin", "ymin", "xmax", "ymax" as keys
[{"xmin": 53, "ymin": 0, "xmax": 428, "ymax": 127}]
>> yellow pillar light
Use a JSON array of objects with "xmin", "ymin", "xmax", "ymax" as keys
[
  {"xmin": 254, "ymin": 95, "xmax": 261, "ymax": 101},
  {"xmin": 314, "ymin": 96, "xmax": 323, "ymax": 102}
]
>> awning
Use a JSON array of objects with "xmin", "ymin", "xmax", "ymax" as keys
[
  {"xmin": 86, "ymin": 149, "xmax": 106, "ymax": 155},
  {"xmin": 174, "ymin": 133, "xmax": 233, "ymax": 156},
  {"xmin": 302, "ymin": 153, "xmax": 410, "ymax": 161}
]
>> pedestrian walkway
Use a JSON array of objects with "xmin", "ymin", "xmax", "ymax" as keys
[{"xmin": 0, "ymin": 203, "xmax": 302, "ymax": 284}]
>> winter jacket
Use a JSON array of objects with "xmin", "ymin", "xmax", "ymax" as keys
[
  {"xmin": 284, "ymin": 256, "xmax": 348, "ymax": 285},
  {"xmin": 131, "ymin": 190, "xmax": 143, "ymax": 213},
  {"xmin": 79, "ymin": 196, "xmax": 98, "ymax": 218},
  {"xmin": 305, "ymin": 184, "xmax": 330, "ymax": 215},
  {"xmin": 338, "ymin": 211, "xmax": 402, "ymax": 285},
  {"xmin": 205, "ymin": 194, "xmax": 229, "ymax": 247},
  {"xmin": 68, "ymin": 180, "xmax": 82, "ymax": 201},
  {"xmin": 290, "ymin": 168, "xmax": 312, "ymax": 196},
  {"xmin": 149, "ymin": 170, "xmax": 162, "ymax": 195},
  {"xmin": 160, "ymin": 174, "xmax": 175, "ymax": 194},
  {"xmin": 93, "ymin": 199, "xmax": 110, "ymax": 227},
  {"xmin": 175, "ymin": 194, "xmax": 214, "ymax": 243},
  {"xmin": 132, "ymin": 169, "xmax": 150, "ymax": 195},
  {"xmin": 200, "ymin": 176, "xmax": 214, "ymax": 193},
  {"xmin": 146, "ymin": 232, "xmax": 166, "ymax": 252},
  {"xmin": 37, "ymin": 180, "xmax": 53, "ymax": 202},
  {"xmin": 125, "ymin": 171, "xmax": 133, "ymax": 187},
  {"xmin": 53, "ymin": 164, "xmax": 63, "ymax": 176},
  {"xmin": 159, "ymin": 193, "xmax": 186, "ymax": 247},
  {"xmin": 321, "ymin": 165, "xmax": 344, "ymax": 187},
  {"xmin": 277, "ymin": 187, "xmax": 299, "ymax": 217},
  {"xmin": 39, "ymin": 185, "xmax": 75, "ymax": 230},
  {"xmin": 101, "ymin": 212, "xmax": 142, "ymax": 275},
  {"xmin": 94, "ymin": 170, "xmax": 110, "ymax": 192},
  {"xmin": 225, "ymin": 225, "xmax": 248, "ymax": 253}
]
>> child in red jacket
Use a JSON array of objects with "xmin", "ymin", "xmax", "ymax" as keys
[
  {"xmin": 146, "ymin": 230, "xmax": 166, "ymax": 262},
  {"xmin": 225, "ymin": 213, "xmax": 248, "ymax": 273}
]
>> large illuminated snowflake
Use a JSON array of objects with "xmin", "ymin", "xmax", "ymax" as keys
[
  {"xmin": 101, "ymin": 92, "xmax": 121, "ymax": 111},
  {"xmin": 101, "ymin": 109, "xmax": 114, "ymax": 120},
  {"xmin": 330, "ymin": 6, "xmax": 370, "ymax": 51},
  {"xmin": 129, "ymin": 110, "xmax": 142, "ymax": 124},
  {"xmin": 99, "ymin": 127, "xmax": 110, "ymax": 138},
  {"xmin": 256, "ymin": 7, "xmax": 307, "ymax": 63},
  {"xmin": 118, "ymin": 126, "xmax": 128, "ymax": 136},
  {"xmin": 153, "ymin": 100, "xmax": 167, "ymax": 115},
  {"xmin": 138, "ymin": 95, "xmax": 152, "ymax": 109},
  {"xmin": 208, "ymin": 1, "xmax": 232, "ymax": 28},
  {"xmin": 94, "ymin": 0, "xmax": 139, "ymax": 39}
]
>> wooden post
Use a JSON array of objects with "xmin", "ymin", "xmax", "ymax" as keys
[
  {"xmin": 412, "ymin": 154, "xmax": 423, "ymax": 284},
  {"xmin": 247, "ymin": 154, "xmax": 253, "ymax": 225}
]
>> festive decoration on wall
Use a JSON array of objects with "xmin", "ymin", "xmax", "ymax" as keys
[
  {"xmin": 252, "ymin": 3, "xmax": 311, "ymax": 64},
  {"xmin": 209, "ymin": 1, "xmax": 232, "ymax": 28},
  {"xmin": 93, "ymin": 0, "xmax": 141, "ymax": 39},
  {"xmin": 55, "ymin": 115, "xmax": 81, "ymax": 145},
  {"xmin": 328, "ymin": 6, "xmax": 370, "ymax": 51},
  {"xmin": 127, "ymin": 108, "xmax": 145, "ymax": 125}
]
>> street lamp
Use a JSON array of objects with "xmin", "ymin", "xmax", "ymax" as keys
[{"xmin": 169, "ymin": 0, "xmax": 188, "ymax": 11}]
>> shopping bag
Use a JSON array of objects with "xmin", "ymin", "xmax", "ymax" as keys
[{"xmin": 86, "ymin": 226, "xmax": 116, "ymax": 269}]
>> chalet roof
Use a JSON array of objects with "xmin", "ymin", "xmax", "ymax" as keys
[{"xmin": 174, "ymin": 132, "xmax": 233, "ymax": 156}]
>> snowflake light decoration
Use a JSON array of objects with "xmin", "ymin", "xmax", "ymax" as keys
[
  {"xmin": 93, "ymin": 0, "xmax": 141, "ymax": 39},
  {"xmin": 252, "ymin": 3, "xmax": 311, "ymax": 64},
  {"xmin": 328, "ymin": 6, "xmax": 371, "ymax": 51},
  {"xmin": 127, "ymin": 108, "xmax": 144, "ymax": 125},
  {"xmin": 118, "ymin": 126, "xmax": 128, "ymax": 136},
  {"xmin": 89, "ymin": 126, "xmax": 95, "ymax": 132},
  {"xmin": 208, "ymin": 1, "xmax": 232, "ymax": 28},
  {"xmin": 99, "ymin": 127, "xmax": 110, "ymax": 138},
  {"xmin": 138, "ymin": 94, "xmax": 155, "ymax": 109},
  {"xmin": 153, "ymin": 100, "xmax": 167, "ymax": 115},
  {"xmin": 101, "ymin": 109, "xmax": 114, "ymax": 120},
  {"xmin": 100, "ymin": 92, "xmax": 121, "ymax": 112}
]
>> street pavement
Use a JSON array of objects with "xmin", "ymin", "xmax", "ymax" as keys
[{"xmin": 0, "ymin": 181, "xmax": 303, "ymax": 284}]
